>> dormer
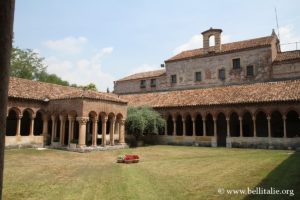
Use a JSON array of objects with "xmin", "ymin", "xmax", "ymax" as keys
[{"xmin": 202, "ymin": 27, "xmax": 222, "ymax": 54}]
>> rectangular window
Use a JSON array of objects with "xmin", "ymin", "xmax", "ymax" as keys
[
  {"xmin": 232, "ymin": 58, "xmax": 241, "ymax": 69},
  {"xmin": 171, "ymin": 75, "xmax": 177, "ymax": 84},
  {"xmin": 246, "ymin": 65, "xmax": 254, "ymax": 77},
  {"xmin": 195, "ymin": 72, "xmax": 202, "ymax": 82},
  {"xmin": 150, "ymin": 79, "xmax": 156, "ymax": 87},
  {"xmin": 219, "ymin": 69, "xmax": 225, "ymax": 80},
  {"xmin": 140, "ymin": 80, "xmax": 146, "ymax": 88}
]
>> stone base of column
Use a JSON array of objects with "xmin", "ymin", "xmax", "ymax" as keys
[
  {"xmin": 211, "ymin": 137, "xmax": 217, "ymax": 147},
  {"xmin": 78, "ymin": 144, "xmax": 86, "ymax": 148},
  {"xmin": 226, "ymin": 137, "xmax": 232, "ymax": 148}
]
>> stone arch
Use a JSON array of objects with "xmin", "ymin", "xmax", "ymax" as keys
[
  {"xmin": 230, "ymin": 112, "xmax": 240, "ymax": 137},
  {"xmin": 185, "ymin": 114, "xmax": 193, "ymax": 136},
  {"xmin": 271, "ymin": 111, "xmax": 283, "ymax": 137},
  {"xmin": 195, "ymin": 113, "xmax": 203, "ymax": 136},
  {"xmin": 167, "ymin": 114, "xmax": 173, "ymax": 136},
  {"xmin": 21, "ymin": 109, "xmax": 34, "ymax": 136},
  {"xmin": 6, "ymin": 109, "xmax": 18, "ymax": 136},
  {"xmin": 216, "ymin": 112, "xmax": 227, "ymax": 146},
  {"xmin": 34, "ymin": 110, "xmax": 44, "ymax": 135},
  {"xmin": 205, "ymin": 113, "xmax": 214, "ymax": 136},
  {"xmin": 286, "ymin": 110, "xmax": 300, "ymax": 138},
  {"xmin": 209, "ymin": 35, "xmax": 215, "ymax": 47},
  {"xmin": 8, "ymin": 107, "xmax": 21, "ymax": 116},
  {"xmin": 176, "ymin": 115, "xmax": 183, "ymax": 136},
  {"xmin": 242, "ymin": 111, "xmax": 253, "ymax": 137},
  {"xmin": 256, "ymin": 111, "xmax": 268, "ymax": 137}
]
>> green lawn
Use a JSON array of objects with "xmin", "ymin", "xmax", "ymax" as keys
[{"xmin": 3, "ymin": 146, "xmax": 300, "ymax": 200}]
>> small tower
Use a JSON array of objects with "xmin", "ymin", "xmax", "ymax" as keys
[{"xmin": 201, "ymin": 27, "xmax": 222, "ymax": 54}]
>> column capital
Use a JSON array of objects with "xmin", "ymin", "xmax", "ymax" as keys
[
  {"xmin": 226, "ymin": 117, "xmax": 230, "ymax": 121},
  {"xmin": 101, "ymin": 116, "xmax": 108, "ymax": 123},
  {"xmin": 119, "ymin": 119, "xmax": 125, "ymax": 125},
  {"xmin": 282, "ymin": 115, "xmax": 287, "ymax": 120},
  {"xmin": 76, "ymin": 117, "xmax": 89, "ymax": 125},
  {"xmin": 42, "ymin": 114, "xmax": 49, "ymax": 121},
  {"xmin": 267, "ymin": 116, "xmax": 271, "ymax": 120},
  {"xmin": 59, "ymin": 115, "xmax": 67, "ymax": 122},
  {"xmin": 68, "ymin": 115, "xmax": 76, "ymax": 121},
  {"xmin": 51, "ymin": 115, "xmax": 57, "ymax": 121},
  {"xmin": 16, "ymin": 114, "xmax": 23, "ymax": 119},
  {"xmin": 252, "ymin": 116, "xmax": 256, "ymax": 121},
  {"xmin": 92, "ymin": 118, "xmax": 98, "ymax": 123},
  {"xmin": 238, "ymin": 116, "xmax": 242, "ymax": 121}
]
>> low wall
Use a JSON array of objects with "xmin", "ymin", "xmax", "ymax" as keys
[
  {"xmin": 229, "ymin": 137, "xmax": 300, "ymax": 149},
  {"xmin": 5, "ymin": 136, "xmax": 44, "ymax": 148}
]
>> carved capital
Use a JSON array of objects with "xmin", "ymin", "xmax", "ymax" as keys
[
  {"xmin": 76, "ymin": 117, "xmax": 89, "ymax": 125},
  {"xmin": 119, "ymin": 119, "xmax": 125, "ymax": 125},
  {"xmin": 59, "ymin": 115, "xmax": 67, "ymax": 122},
  {"xmin": 101, "ymin": 116, "xmax": 108, "ymax": 123},
  {"xmin": 68, "ymin": 115, "xmax": 76, "ymax": 121}
]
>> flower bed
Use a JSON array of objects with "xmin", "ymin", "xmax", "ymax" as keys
[{"xmin": 117, "ymin": 154, "xmax": 139, "ymax": 164}]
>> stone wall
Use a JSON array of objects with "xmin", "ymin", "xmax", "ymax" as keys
[{"xmin": 272, "ymin": 61, "xmax": 300, "ymax": 80}]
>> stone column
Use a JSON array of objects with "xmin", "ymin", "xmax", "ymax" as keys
[
  {"xmin": 267, "ymin": 116, "xmax": 271, "ymax": 138},
  {"xmin": 203, "ymin": 119, "xmax": 206, "ymax": 136},
  {"xmin": 172, "ymin": 117, "xmax": 176, "ymax": 136},
  {"xmin": 51, "ymin": 115, "xmax": 56, "ymax": 144},
  {"xmin": 59, "ymin": 115, "xmax": 66, "ymax": 145},
  {"xmin": 164, "ymin": 119, "xmax": 167, "ymax": 135},
  {"xmin": 283, "ymin": 115, "xmax": 287, "ymax": 138},
  {"xmin": 68, "ymin": 116, "xmax": 75, "ymax": 145},
  {"xmin": 239, "ymin": 117, "xmax": 243, "ymax": 137},
  {"xmin": 119, "ymin": 119, "xmax": 125, "ymax": 144},
  {"xmin": 226, "ymin": 118, "xmax": 230, "ymax": 137},
  {"xmin": 192, "ymin": 117, "xmax": 196, "ymax": 136},
  {"xmin": 92, "ymin": 118, "xmax": 98, "ymax": 147},
  {"xmin": 115, "ymin": 120, "xmax": 120, "ymax": 141},
  {"xmin": 213, "ymin": 117, "xmax": 217, "ymax": 137},
  {"xmin": 42, "ymin": 115, "xmax": 49, "ymax": 144},
  {"xmin": 252, "ymin": 116, "xmax": 256, "ymax": 137},
  {"xmin": 29, "ymin": 116, "xmax": 35, "ymax": 136},
  {"xmin": 16, "ymin": 114, "xmax": 22, "ymax": 137},
  {"xmin": 110, "ymin": 117, "xmax": 116, "ymax": 146},
  {"xmin": 77, "ymin": 117, "xmax": 89, "ymax": 148},
  {"xmin": 182, "ymin": 117, "xmax": 186, "ymax": 136},
  {"xmin": 102, "ymin": 117, "xmax": 108, "ymax": 147}
]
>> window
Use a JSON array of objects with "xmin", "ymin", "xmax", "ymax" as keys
[
  {"xmin": 195, "ymin": 72, "xmax": 202, "ymax": 82},
  {"xmin": 150, "ymin": 79, "xmax": 156, "ymax": 87},
  {"xmin": 140, "ymin": 80, "xmax": 146, "ymax": 88},
  {"xmin": 246, "ymin": 65, "xmax": 254, "ymax": 77},
  {"xmin": 171, "ymin": 75, "xmax": 177, "ymax": 84},
  {"xmin": 219, "ymin": 69, "xmax": 225, "ymax": 80},
  {"xmin": 232, "ymin": 58, "xmax": 241, "ymax": 69}
]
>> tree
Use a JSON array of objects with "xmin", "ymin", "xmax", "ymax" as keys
[
  {"xmin": 125, "ymin": 106, "xmax": 165, "ymax": 140},
  {"xmin": 0, "ymin": 0, "xmax": 15, "ymax": 198},
  {"xmin": 82, "ymin": 83, "xmax": 97, "ymax": 91},
  {"xmin": 38, "ymin": 71, "xmax": 70, "ymax": 86},
  {"xmin": 11, "ymin": 47, "xmax": 46, "ymax": 80}
]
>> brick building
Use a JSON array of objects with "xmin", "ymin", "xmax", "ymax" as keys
[
  {"xmin": 115, "ymin": 28, "xmax": 300, "ymax": 149},
  {"xmin": 6, "ymin": 77, "xmax": 127, "ymax": 149}
]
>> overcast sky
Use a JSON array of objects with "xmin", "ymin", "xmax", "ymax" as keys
[{"xmin": 14, "ymin": 0, "xmax": 300, "ymax": 91}]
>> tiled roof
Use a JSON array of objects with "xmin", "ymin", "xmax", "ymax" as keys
[
  {"xmin": 166, "ymin": 36, "xmax": 274, "ymax": 63},
  {"xmin": 273, "ymin": 50, "xmax": 300, "ymax": 64},
  {"xmin": 121, "ymin": 80, "xmax": 300, "ymax": 108},
  {"xmin": 116, "ymin": 69, "xmax": 166, "ymax": 82},
  {"xmin": 8, "ymin": 77, "xmax": 127, "ymax": 103}
]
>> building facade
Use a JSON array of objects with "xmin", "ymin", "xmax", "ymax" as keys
[{"xmin": 115, "ymin": 28, "xmax": 300, "ymax": 149}]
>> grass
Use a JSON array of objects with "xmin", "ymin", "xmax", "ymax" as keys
[{"xmin": 3, "ymin": 146, "xmax": 300, "ymax": 200}]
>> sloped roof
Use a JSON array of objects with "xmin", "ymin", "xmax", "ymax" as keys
[
  {"xmin": 166, "ymin": 36, "xmax": 274, "ymax": 63},
  {"xmin": 273, "ymin": 50, "xmax": 300, "ymax": 64},
  {"xmin": 8, "ymin": 77, "xmax": 127, "ymax": 103},
  {"xmin": 121, "ymin": 80, "xmax": 300, "ymax": 108},
  {"xmin": 116, "ymin": 69, "xmax": 166, "ymax": 82}
]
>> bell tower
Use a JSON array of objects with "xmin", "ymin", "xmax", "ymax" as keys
[{"xmin": 201, "ymin": 27, "xmax": 222, "ymax": 54}]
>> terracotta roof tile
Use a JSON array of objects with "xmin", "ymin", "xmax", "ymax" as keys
[
  {"xmin": 121, "ymin": 80, "xmax": 300, "ymax": 108},
  {"xmin": 273, "ymin": 50, "xmax": 300, "ymax": 64},
  {"xmin": 116, "ymin": 69, "xmax": 166, "ymax": 82},
  {"xmin": 166, "ymin": 36, "xmax": 274, "ymax": 63},
  {"xmin": 8, "ymin": 77, "xmax": 127, "ymax": 103}
]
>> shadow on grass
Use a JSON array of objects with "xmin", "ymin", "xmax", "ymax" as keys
[{"xmin": 244, "ymin": 152, "xmax": 300, "ymax": 200}]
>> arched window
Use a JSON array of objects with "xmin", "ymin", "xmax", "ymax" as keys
[
  {"xmin": 243, "ymin": 112, "xmax": 253, "ymax": 137},
  {"xmin": 34, "ymin": 111, "xmax": 43, "ymax": 135},
  {"xmin": 209, "ymin": 35, "xmax": 215, "ymax": 47},
  {"xmin": 230, "ymin": 112, "xmax": 240, "ymax": 137},
  {"xmin": 6, "ymin": 109, "xmax": 18, "ymax": 136},
  {"xmin": 21, "ymin": 110, "xmax": 31, "ymax": 136},
  {"xmin": 217, "ymin": 113, "xmax": 227, "ymax": 146},
  {"xmin": 271, "ymin": 111, "xmax": 283, "ymax": 137},
  {"xmin": 256, "ymin": 111, "xmax": 268, "ymax": 137},
  {"xmin": 176, "ymin": 115, "xmax": 183, "ymax": 136},
  {"xmin": 185, "ymin": 115, "xmax": 193, "ymax": 136},
  {"xmin": 206, "ymin": 114, "xmax": 214, "ymax": 136},
  {"xmin": 286, "ymin": 110, "xmax": 300, "ymax": 138},
  {"xmin": 195, "ymin": 114, "xmax": 203, "ymax": 136},
  {"xmin": 167, "ymin": 115, "xmax": 173, "ymax": 136}
]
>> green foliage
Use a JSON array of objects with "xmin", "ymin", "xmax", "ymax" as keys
[
  {"xmin": 125, "ymin": 106, "xmax": 165, "ymax": 138},
  {"xmin": 38, "ymin": 71, "xmax": 70, "ymax": 86},
  {"xmin": 11, "ymin": 47, "xmax": 46, "ymax": 80},
  {"xmin": 79, "ymin": 83, "xmax": 97, "ymax": 91}
]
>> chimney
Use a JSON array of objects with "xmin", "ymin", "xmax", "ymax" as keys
[{"xmin": 201, "ymin": 27, "xmax": 222, "ymax": 54}]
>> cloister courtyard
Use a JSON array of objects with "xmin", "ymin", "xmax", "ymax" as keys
[{"xmin": 3, "ymin": 146, "xmax": 300, "ymax": 200}]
